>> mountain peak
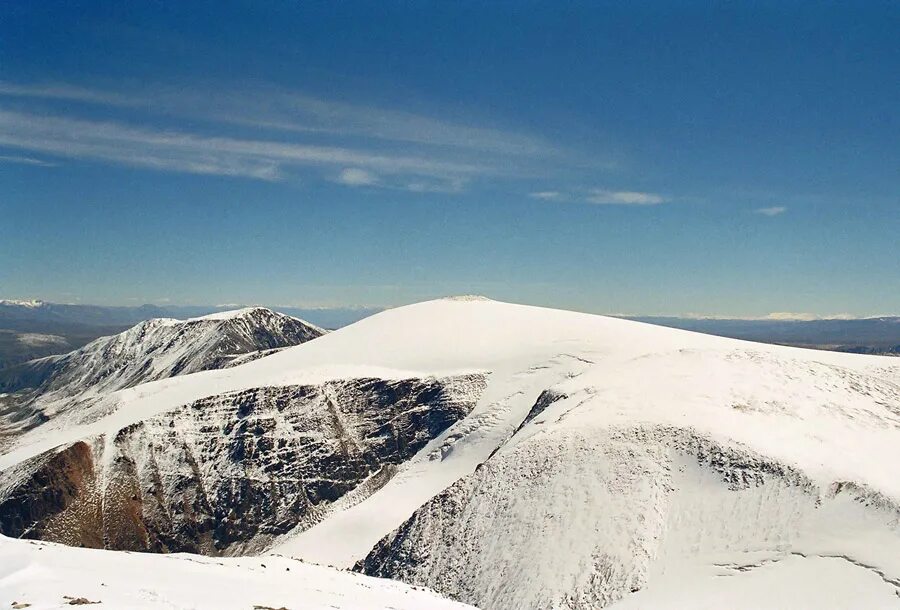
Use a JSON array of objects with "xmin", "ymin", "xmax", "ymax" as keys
[
  {"xmin": 439, "ymin": 295, "xmax": 493, "ymax": 302},
  {"xmin": 0, "ymin": 299, "xmax": 47, "ymax": 308},
  {"xmin": 0, "ymin": 306, "xmax": 326, "ymax": 435},
  {"xmin": 187, "ymin": 306, "xmax": 273, "ymax": 322}
]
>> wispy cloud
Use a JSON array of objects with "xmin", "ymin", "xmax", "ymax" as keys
[
  {"xmin": 0, "ymin": 80, "xmax": 583, "ymax": 191},
  {"xmin": 405, "ymin": 177, "xmax": 468, "ymax": 194},
  {"xmin": 336, "ymin": 167, "xmax": 379, "ymax": 186},
  {"xmin": 225, "ymin": 90, "xmax": 550, "ymax": 156},
  {"xmin": 586, "ymin": 189, "xmax": 666, "ymax": 205},
  {"xmin": 755, "ymin": 206, "xmax": 787, "ymax": 216},
  {"xmin": 529, "ymin": 188, "xmax": 668, "ymax": 205},
  {"xmin": 0, "ymin": 154, "xmax": 57, "ymax": 167},
  {"xmin": 334, "ymin": 167, "xmax": 467, "ymax": 193},
  {"xmin": 0, "ymin": 109, "xmax": 491, "ymax": 182},
  {"xmin": 0, "ymin": 80, "xmax": 553, "ymax": 157},
  {"xmin": 0, "ymin": 81, "xmax": 137, "ymax": 108},
  {"xmin": 528, "ymin": 191, "xmax": 565, "ymax": 201}
]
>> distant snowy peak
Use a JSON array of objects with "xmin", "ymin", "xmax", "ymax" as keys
[
  {"xmin": 204, "ymin": 305, "xmax": 326, "ymax": 336},
  {"xmin": 0, "ymin": 299, "xmax": 47, "ymax": 309},
  {"xmin": 0, "ymin": 307, "xmax": 325, "ymax": 434},
  {"xmin": 189, "ymin": 306, "xmax": 296, "ymax": 322},
  {"xmin": 54, "ymin": 306, "xmax": 325, "ymax": 383}
]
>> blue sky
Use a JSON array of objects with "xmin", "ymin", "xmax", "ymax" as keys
[{"xmin": 1, "ymin": 1, "xmax": 897, "ymax": 317}]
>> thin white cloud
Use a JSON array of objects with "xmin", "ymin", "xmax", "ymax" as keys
[
  {"xmin": 0, "ymin": 154, "xmax": 57, "ymax": 167},
  {"xmin": 755, "ymin": 206, "xmax": 787, "ymax": 216},
  {"xmin": 404, "ymin": 177, "xmax": 467, "ymax": 194},
  {"xmin": 231, "ymin": 90, "xmax": 550, "ymax": 156},
  {"xmin": 0, "ymin": 109, "xmax": 488, "ymax": 182},
  {"xmin": 0, "ymin": 81, "xmax": 138, "ymax": 107},
  {"xmin": 336, "ymin": 168, "xmax": 379, "ymax": 186},
  {"xmin": 528, "ymin": 191, "xmax": 565, "ymax": 201},
  {"xmin": 764, "ymin": 312, "xmax": 857, "ymax": 321},
  {"xmin": 0, "ymin": 80, "xmax": 552, "ymax": 157},
  {"xmin": 586, "ymin": 189, "xmax": 666, "ymax": 205},
  {"xmin": 334, "ymin": 169, "xmax": 466, "ymax": 193}
]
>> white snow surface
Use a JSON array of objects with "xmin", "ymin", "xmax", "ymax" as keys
[
  {"xmin": 0, "ymin": 536, "xmax": 473, "ymax": 610},
  {"xmin": 2, "ymin": 298, "xmax": 899, "ymax": 608},
  {"xmin": 607, "ymin": 554, "xmax": 900, "ymax": 610},
  {"xmin": 187, "ymin": 306, "xmax": 274, "ymax": 321}
]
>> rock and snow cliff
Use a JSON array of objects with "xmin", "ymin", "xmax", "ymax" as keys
[
  {"xmin": 0, "ymin": 374, "xmax": 485, "ymax": 554},
  {"xmin": 1, "ymin": 298, "xmax": 898, "ymax": 609}
]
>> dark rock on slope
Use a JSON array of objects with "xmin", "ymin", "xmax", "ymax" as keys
[{"xmin": 0, "ymin": 374, "xmax": 486, "ymax": 555}]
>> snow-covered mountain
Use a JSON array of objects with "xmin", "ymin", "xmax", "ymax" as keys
[
  {"xmin": 1, "ymin": 297, "xmax": 898, "ymax": 609},
  {"xmin": 0, "ymin": 307, "xmax": 324, "ymax": 437}
]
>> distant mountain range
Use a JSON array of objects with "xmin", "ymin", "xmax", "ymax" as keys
[{"xmin": 624, "ymin": 315, "xmax": 900, "ymax": 354}]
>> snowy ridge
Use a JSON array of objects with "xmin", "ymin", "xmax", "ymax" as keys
[
  {"xmin": 0, "ymin": 298, "xmax": 899, "ymax": 608},
  {"xmin": 187, "ymin": 306, "xmax": 275, "ymax": 321},
  {"xmin": 0, "ymin": 307, "xmax": 324, "ymax": 436}
]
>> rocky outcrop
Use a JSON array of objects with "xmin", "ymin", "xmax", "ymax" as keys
[
  {"xmin": 0, "ymin": 441, "xmax": 100, "ymax": 545},
  {"xmin": 0, "ymin": 374, "xmax": 486, "ymax": 555}
]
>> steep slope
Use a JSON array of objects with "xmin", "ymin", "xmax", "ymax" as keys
[
  {"xmin": 0, "ymin": 298, "xmax": 898, "ymax": 608},
  {"xmin": 0, "ymin": 375, "xmax": 484, "ymax": 554},
  {"xmin": 0, "ymin": 536, "xmax": 474, "ymax": 610},
  {"xmin": 350, "ymin": 304, "xmax": 900, "ymax": 609},
  {"xmin": 0, "ymin": 307, "xmax": 324, "ymax": 436}
]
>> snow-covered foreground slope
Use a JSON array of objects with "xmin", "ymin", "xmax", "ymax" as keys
[
  {"xmin": 607, "ymin": 553, "xmax": 900, "ymax": 610},
  {"xmin": 0, "ymin": 536, "xmax": 473, "ymax": 610},
  {"xmin": 1, "ymin": 297, "xmax": 899, "ymax": 608},
  {"xmin": 0, "ymin": 307, "xmax": 324, "ymax": 437}
]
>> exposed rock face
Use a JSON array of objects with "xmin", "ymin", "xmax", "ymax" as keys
[
  {"xmin": 0, "ymin": 441, "xmax": 100, "ymax": 545},
  {"xmin": 0, "ymin": 308, "xmax": 324, "ymax": 437},
  {"xmin": 0, "ymin": 374, "xmax": 486, "ymax": 554}
]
